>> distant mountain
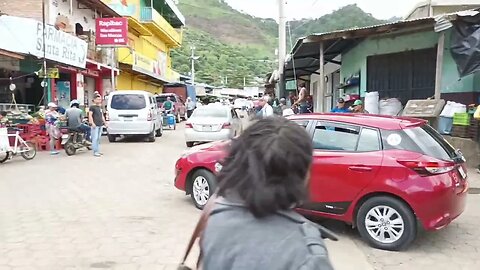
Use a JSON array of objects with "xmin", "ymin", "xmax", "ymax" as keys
[
  {"xmin": 289, "ymin": 5, "xmax": 386, "ymax": 41},
  {"xmin": 173, "ymin": 1, "xmax": 388, "ymax": 88}
]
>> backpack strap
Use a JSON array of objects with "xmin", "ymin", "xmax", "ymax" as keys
[{"xmin": 179, "ymin": 194, "xmax": 218, "ymax": 268}]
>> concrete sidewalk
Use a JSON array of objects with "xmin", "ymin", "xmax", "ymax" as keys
[
  {"xmin": 327, "ymin": 237, "xmax": 374, "ymax": 270},
  {"xmin": 467, "ymin": 168, "xmax": 480, "ymax": 189}
]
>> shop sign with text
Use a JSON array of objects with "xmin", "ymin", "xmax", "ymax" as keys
[
  {"xmin": 133, "ymin": 52, "xmax": 155, "ymax": 75},
  {"xmin": 96, "ymin": 18, "xmax": 128, "ymax": 46},
  {"xmin": 0, "ymin": 15, "xmax": 87, "ymax": 68}
]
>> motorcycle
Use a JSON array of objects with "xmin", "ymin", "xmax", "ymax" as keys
[{"xmin": 61, "ymin": 128, "xmax": 92, "ymax": 156}]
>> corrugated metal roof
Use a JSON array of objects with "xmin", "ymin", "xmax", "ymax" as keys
[
  {"xmin": 304, "ymin": 17, "xmax": 432, "ymax": 40},
  {"xmin": 290, "ymin": 17, "xmax": 435, "ymax": 58}
]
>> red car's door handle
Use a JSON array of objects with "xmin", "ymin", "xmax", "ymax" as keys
[{"xmin": 348, "ymin": 166, "xmax": 373, "ymax": 172}]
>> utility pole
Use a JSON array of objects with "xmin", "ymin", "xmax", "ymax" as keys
[
  {"xmin": 277, "ymin": 0, "xmax": 286, "ymax": 98},
  {"xmin": 190, "ymin": 46, "xmax": 199, "ymax": 85},
  {"xmin": 41, "ymin": 0, "xmax": 48, "ymax": 105}
]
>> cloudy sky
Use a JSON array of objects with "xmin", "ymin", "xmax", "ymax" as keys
[{"xmin": 225, "ymin": 0, "xmax": 421, "ymax": 20}]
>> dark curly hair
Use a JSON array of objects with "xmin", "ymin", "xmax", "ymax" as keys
[{"xmin": 217, "ymin": 117, "xmax": 313, "ymax": 218}]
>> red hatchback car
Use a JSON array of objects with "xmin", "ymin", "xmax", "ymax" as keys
[{"xmin": 174, "ymin": 114, "xmax": 468, "ymax": 250}]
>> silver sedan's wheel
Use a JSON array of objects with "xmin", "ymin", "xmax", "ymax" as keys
[
  {"xmin": 192, "ymin": 176, "xmax": 210, "ymax": 207},
  {"xmin": 357, "ymin": 196, "xmax": 416, "ymax": 251},
  {"xmin": 365, "ymin": 206, "xmax": 404, "ymax": 244},
  {"xmin": 190, "ymin": 169, "xmax": 217, "ymax": 209}
]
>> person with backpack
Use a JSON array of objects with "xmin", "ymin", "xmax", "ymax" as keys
[{"xmin": 181, "ymin": 117, "xmax": 336, "ymax": 270}]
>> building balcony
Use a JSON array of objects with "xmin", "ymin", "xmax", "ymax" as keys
[{"xmin": 140, "ymin": 7, "xmax": 182, "ymax": 47}]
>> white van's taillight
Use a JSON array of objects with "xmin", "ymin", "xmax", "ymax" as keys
[
  {"xmin": 222, "ymin": 122, "xmax": 231, "ymax": 129},
  {"xmin": 105, "ymin": 111, "xmax": 110, "ymax": 121},
  {"xmin": 147, "ymin": 110, "xmax": 153, "ymax": 121}
]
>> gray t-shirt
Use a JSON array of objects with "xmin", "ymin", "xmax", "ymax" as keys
[
  {"xmin": 65, "ymin": 107, "xmax": 83, "ymax": 128},
  {"xmin": 202, "ymin": 198, "xmax": 334, "ymax": 270},
  {"xmin": 89, "ymin": 105, "xmax": 104, "ymax": 127}
]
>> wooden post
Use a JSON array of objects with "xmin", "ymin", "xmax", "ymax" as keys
[
  {"xmin": 319, "ymin": 42, "xmax": 325, "ymax": 112},
  {"xmin": 435, "ymin": 32, "xmax": 445, "ymax": 100}
]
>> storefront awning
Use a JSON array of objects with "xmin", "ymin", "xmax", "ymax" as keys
[
  {"xmin": 0, "ymin": 49, "xmax": 25, "ymax": 60},
  {"xmin": 285, "ymin": 17, "xmax": 436, "ymax": 80},
  {"xmin": 86, "ymin": 59, "xmax": 119, "ymax": 75},
  {"xmin": 120, "ymin": 63, "xmax": 172, "ymax": 84}
]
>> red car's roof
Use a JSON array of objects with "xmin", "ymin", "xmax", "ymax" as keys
[{"xmin": 287, "ymin": 113, "xmax": 427, "ymax": 130}]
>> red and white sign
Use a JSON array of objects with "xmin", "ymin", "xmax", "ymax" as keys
[{"xmin": 95, "ymin": 17, "xmax": 128, "ymax": 46}]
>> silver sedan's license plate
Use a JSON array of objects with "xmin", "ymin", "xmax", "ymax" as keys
[
  {"xmin": 458, "ymin": 166, "xmax": 467, "ymax": 179},
  {"xmin": 203, "ymin": 125, "xmax": 212, "ymax": 131}
]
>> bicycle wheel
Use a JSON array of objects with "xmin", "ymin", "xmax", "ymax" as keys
[
  {"xmin": 20, "ymin": 142, "xmax": 36, "ymax": 160},
  {"xmin": 0, "ymin": 152, "xmax": 9, "ymax": 163}
]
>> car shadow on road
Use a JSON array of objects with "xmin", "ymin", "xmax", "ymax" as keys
[{"xmin": 305, "ymin": 214, "xmax": 465, "ymax": 253}]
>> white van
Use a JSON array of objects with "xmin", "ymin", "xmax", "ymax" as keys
[{"xmin": 106, "ymin": 90, "xmax": 162, "ymax": 142}]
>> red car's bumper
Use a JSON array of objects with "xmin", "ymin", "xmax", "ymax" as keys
[
  {"xmin": 174, "ymin": 157, "xmax": 189, "ymax": 191},
  {"xmin": 412, "ymin": 170, "xmax": 468, "ymax": 231}
]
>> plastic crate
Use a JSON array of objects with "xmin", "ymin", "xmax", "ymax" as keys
[{"xmin": 453, "ymin": 113, "xmax": 470, "ymax": 126}]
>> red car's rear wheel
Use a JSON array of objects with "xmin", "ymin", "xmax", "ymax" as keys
[{"xmin": 356, "ymin": 196, "xmax": 416, "ymax": 251}]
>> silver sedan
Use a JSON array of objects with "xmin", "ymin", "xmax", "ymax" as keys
[{"xmin": 184, "ymin": 104, "xmax": 243, "ymax": 147}]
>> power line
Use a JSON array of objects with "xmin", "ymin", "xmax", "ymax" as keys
[{"xmin": 289, "ymin": 0, "xmax": 321, "ymax": 33}]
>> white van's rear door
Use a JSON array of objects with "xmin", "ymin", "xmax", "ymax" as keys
[{"xmin": 109, "ymin": 93, "xmax": 149, "ymax": 122}]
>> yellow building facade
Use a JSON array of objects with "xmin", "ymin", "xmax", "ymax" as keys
[{"xmin": 102, "ymin": 0, "xmax": 184, "ymax": 93}]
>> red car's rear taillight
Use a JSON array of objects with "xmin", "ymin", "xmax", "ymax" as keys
[
  {"xmin": 397, "ymin": 159, "xmax": 455, "ymax": 176},
  {"xmin": 222, "ymin": 123, "xmax": 231, "ymax": 129},
  {"xmin": 185, "ymin": 123, "xmax": 193, "ymax": 128}
]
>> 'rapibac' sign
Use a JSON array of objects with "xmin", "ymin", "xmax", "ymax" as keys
[{"xmin": 96, "ymin": 18, "xmax": 128, "ymax": 46}]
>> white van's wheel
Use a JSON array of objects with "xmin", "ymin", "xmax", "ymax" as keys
[
  {"xmin": 147, "ymin": 129, "xmax": 156, "ymax": 142},
  {"xmin": 155, "ymin": 125, "xmax": 163, "ymax": 137}
]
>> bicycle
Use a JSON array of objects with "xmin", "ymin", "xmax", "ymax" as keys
[{"xmin": 0, "ymin": 127, "xmax": 37, "ymax": 163}]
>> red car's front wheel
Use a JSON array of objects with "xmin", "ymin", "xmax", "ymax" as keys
[{"xmin": 190, "ymin": 169, "xmax": 217, "ymax": 209}]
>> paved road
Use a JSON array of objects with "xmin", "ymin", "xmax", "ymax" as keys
[{"xmin": 0, "ymin": 125, "xmax": 479, "ymax": 270}]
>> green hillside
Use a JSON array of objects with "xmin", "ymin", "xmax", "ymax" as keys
[
  {"xmin": 289, "ymin": 4, "xmax": 386, "ymax": 41},
  {"xmin": 172, "ymin": 1, "xmax": 387, "ymax": 88}
]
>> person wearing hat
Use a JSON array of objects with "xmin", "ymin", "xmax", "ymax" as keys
[
  {"xmin": 331, "ymin": 98, "xmax": 351, "ymax": 113},
  {"xmin": 46, "ymin": 102, "xmax": 61, "ymax": 155},
  {"xmin": 352, "ymin": 99, "xmax": 369, "ymax": 114}
]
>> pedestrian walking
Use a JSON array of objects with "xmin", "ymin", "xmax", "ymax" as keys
[
  {"xmin": 88, "ymin": 94, "xmax": 106, "ymax": 157},
  {"xmin": 186, "ymin": 97, "xmax": 195, "ymax": 118},
  {"xmin": 45, "ymin": 102, "xmax": 61, "ymax": 155},
  {"xmin": 180, "ymin": 117, "xmax": 336, "ymax": 270}
]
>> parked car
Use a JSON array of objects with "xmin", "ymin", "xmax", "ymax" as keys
[
  {"xmin": 174, "ymin": 113, "xmax": 468, "ymax": 251},
  {"xmin": 184, "ymin": 104, "xmax": 243, "ymax": 148},
  {"xmin": 106, "ymin": 90, "xmax": 163, "ymax": 142},
  {"xmin": 156, "ymin": 93, "xmax": 187, "ymax": 123}
]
